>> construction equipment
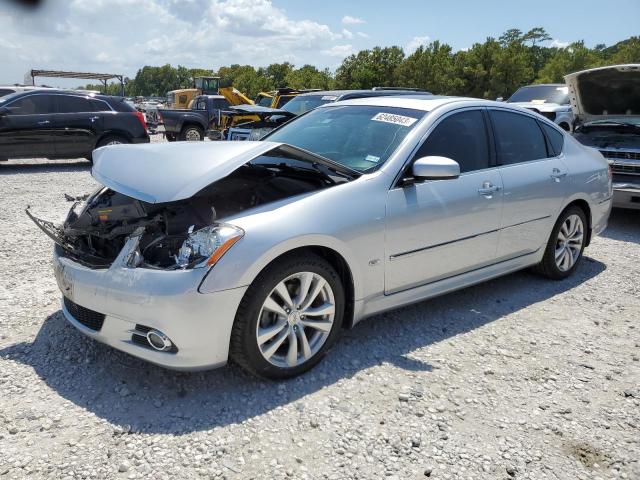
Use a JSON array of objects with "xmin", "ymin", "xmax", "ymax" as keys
[{"xmin": 166, "ymin": 76, "xmax": 221, "ymax": 109}]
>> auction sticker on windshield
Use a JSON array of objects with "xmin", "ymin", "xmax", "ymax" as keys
[{"xmin": 371, "ymin": 112, "xmax": 418, "ymax": 127}]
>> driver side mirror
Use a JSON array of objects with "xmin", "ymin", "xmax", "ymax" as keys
[
  {"xmin": 495, "ymin": 97, "xmax": 504, "ymax": 102},
  {"xmin": 412, "ymin": 156, "xmax": 460, "ymax": 180}
]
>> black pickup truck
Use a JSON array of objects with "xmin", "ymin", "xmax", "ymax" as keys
[{"xmin": 158, "ymin": 95, "xmax": 229, "ymax": 141}]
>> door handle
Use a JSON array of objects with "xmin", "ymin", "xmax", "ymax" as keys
[
  {"xmin": 89, "ymin": 116, "xmax": 99, "ymax": 122},
  {"xmin": 478, "ymin": 181, "xmax": 502, "ymax": 197},
  {"xmin": 550, "ymin": 168, "xmax": 567, "ymax": 182},
  {"xmin": 37, "ymin": 120, "xmax": 50, "ymax": 125}
]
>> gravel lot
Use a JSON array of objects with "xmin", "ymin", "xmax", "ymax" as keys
[{"xmin": 1, "ymin": 137, "xmax": 639, "ymax": 479}]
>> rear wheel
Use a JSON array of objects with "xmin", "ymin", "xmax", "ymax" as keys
[
  {"xmin": 180, "ymin": 125, "xmax": 204, "ymax": 141},
  {"xmin": 534, "ymin": 206, "xmax": 587, "ymax": 279},
  {"xmin": 229, "ymin": 254, "xmax": 344, "ymax": 379}
]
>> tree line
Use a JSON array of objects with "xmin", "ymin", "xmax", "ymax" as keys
[{"xmin": 82, "ymin": 28, "xmax": 640, "ymax": 100}]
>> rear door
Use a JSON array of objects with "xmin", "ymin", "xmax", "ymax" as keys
[
  {"xmin": 489, "ymin": 109, "xmax": 569, "ymax": 260},
  {"xmin": 385, "ymin": 109, "xmax": 504, "ymax": 293},
  {"xmin": 0, "ymin": 94, "xmax": 56, "ymax": 158},
  {"xmin": 53, "ymin": 95, "xmax": 104, "ymax": 158}
]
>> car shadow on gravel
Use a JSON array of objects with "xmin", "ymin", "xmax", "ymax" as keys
[
  {"xmin": 0, "ymin": 161, "xmax": 91, "ymax": 175},
  {"xmin": 0, "ymin": 258, "xmax": 606, "ymax": 435},
  {"xmin": 600, "ymin": 209, "xmax": 640, "ymax": 244}
]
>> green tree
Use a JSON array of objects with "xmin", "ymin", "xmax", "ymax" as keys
[
  {"xmin": 395, "ymin": 41, "xmax": 458, "ymax": 94},
  {"xmin": 537, "ymin": 41, "xmax": 603, "ymax": 83},
  {"xmin": 335, "ymin": 46, "xmax": 405, "ymax": 89},
  {"xmin": 285, "ymin": 65, "xmax": 334, "ymax": 90}
]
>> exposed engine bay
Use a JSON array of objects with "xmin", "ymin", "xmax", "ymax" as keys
[{"xmin": 28, "ymin": 151, "xmax": 353, "ymax": 269}]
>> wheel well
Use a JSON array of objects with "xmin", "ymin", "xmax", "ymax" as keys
[
  {"xmin": 564, "ymin": 199, "xmax": 592, "ymax": 246},
  {"xmin": 268, "ymin": 246, "xmax": 356, "ymax": 329},
  {"xmin": 181, "ymin": 123, "xmax": 204, "ymax": 132},
  {"xmin": 96, "ymin": 131, "xmax": 131, "ymax": 147}
]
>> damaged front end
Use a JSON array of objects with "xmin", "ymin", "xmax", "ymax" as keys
[{"xmin": 28, "ymin": 145, "xmax": 354, "ymax": 270}]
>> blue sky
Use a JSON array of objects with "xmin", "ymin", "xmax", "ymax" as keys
[{"xmin": 0, "ymin": 0, "xmax": 638, "ymax": 87}]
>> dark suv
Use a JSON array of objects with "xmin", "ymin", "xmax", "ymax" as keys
[{"xmin": 0, "ymin": 90, "xmax": 150, "ymax": 161}]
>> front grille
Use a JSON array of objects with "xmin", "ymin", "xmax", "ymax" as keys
[
  {"xmin": 610, "ymin": 163, "xmax": 640, "ymax": 176},
  {"xmin": 601, "ymin": 150, "xmax": 640, "ymax": 162},
  {"xmin": 63, "ymin": 297, "xmax": 105, "ymax": 331}
]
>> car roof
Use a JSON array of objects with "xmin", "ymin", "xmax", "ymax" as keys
[
  {"xmin": 517, "ymin": 83, "xmax": 566, "ymax": 88},
  {"xmin": 6, "ymin": 89, "xmax": 122, "ymax": 102},
  {"xmin": 324, "ymin": 95, "xmax": 487, "ymax": 111},
  {"xmin": 296, "ymin": 89, "xmax": 430, "ymax": 99}
]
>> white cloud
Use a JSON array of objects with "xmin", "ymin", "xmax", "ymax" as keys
[
  {"xmin": 0, "ymin": 0, "xmax": 350, "ymax": 85},
  {"xmin": 341, "ymin": 15, "xmax": 365, "ymax": 25},
  {"xmin": 356, "ymin": 31, "xmax": 370, "ymax": 39},
  {"xmin": 406, "ymin": 35, "xmax": 430, "ymax": 53},
  {"xmin": 323, "ymin": 44, "xmax": 354, "ymax": 58},
  {"xmin": 550, "ymin": 39, "xmax": 570, "ymax": 48}
]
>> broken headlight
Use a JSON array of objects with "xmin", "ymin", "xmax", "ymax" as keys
[{"xmin": 175, "ymin": 224, "xmax": 244, "ymax": 269}]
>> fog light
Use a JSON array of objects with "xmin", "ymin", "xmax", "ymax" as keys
[{"xmin": 146, "ymin": 330, "xmax": 173, "ymax": 352}]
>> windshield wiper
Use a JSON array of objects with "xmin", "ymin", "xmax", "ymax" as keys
[{"xmin": 277, "ymin": 144, "xmax": 362, "ymax": 179}]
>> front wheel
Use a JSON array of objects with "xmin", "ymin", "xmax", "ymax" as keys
[
  {"xmin": 229, "ymin": 254, "xmax": 344, "ymax": 379},
  {"xmin": 534, "ymin": 206, "xmax": 587, "ymax": 279},
  {"xmin": 179, "ymin": 125, "xmax": 204, "ymax": 141}
]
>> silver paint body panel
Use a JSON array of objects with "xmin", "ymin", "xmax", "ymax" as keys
[{"xmin": 55, "ymin": 97, "xmax": 612, "ymax": 370}]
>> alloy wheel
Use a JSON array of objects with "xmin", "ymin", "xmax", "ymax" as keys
[
  {"xmin": 555, "ymin": 214, "xmax": 584, "ymax": 272},
  {"xmin": 256, "ymin": 272, "xmax": 335, "ymax": 368}
]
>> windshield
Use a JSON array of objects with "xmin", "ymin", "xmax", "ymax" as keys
[
  {"xmin": 266, "ymin": 105, "xmax": 427, "ymax": 172},
  {"xmin": 508, "ymin": 85, "xmax": 569, "ymax": 105},
  {"xmin": 281, "ymin": 94, "xmax": 338, "ymax": 115}
]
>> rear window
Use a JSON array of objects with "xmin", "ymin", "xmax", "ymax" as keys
[
  {"xmin": 107, "ymin": 98, "xmax": 136, "ymax": 112},
  {"xmin": 540, "ymin": 122, "xmax": 564, "ymax": 156}
]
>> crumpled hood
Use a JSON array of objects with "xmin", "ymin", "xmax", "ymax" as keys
[
  {"xmin": 92, "ymin": 141, "xmax": 281, "ymax": 203},
  {"xmin": 565, "ymin": 64, "xmax": 640, "ymax": 123}
]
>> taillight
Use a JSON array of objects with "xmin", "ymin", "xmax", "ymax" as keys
[{"xmin": 134, "ymin": 111, "xmax": 147, "ymax": 131}]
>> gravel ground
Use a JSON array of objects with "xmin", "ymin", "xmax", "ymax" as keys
[{"xmin": 0, "ymin": 138, "xmax": 639, "ymax": 480}]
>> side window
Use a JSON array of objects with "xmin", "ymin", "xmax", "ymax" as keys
[
  {"xmin": 5, "ymin": 95, "xmax": 54, "ymax": 115},
  {"xmin": 90, "ymin": 99, "xmax": 111, "ymax": 112},
  {"xmin": 57, "ymin": 96, "xmax": 94, "ymax": 114},
  {"xmin": 211, "ymin": 99, "xmax": 229, "ymax": 109},
  {"xmin": 0, "ymin": 88, "xmax": 16, "ymax": 97},
  {"xmin": 196, "ymin": 99, "xmax": 207, "ymax": 110},
  {"xmin": 414, "ymin": 110, "xmax": 490, "ymax": 173},
  {"xmin": 178, "ymin": 94, "xmax": 188, "ymax": 105},
  {"xmin": 490, "ymin": 110, "xmax": 547, "ymax": 165},
  {"xmin": 540, "ymin": 122, "xmax": 564, "ymax": 156}
]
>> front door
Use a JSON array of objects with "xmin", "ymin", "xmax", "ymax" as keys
[
  {"xmin": 488, "ymin": 109, "xmax": 569, "ymax": 260},
  {"xmin": 385, "ymin": 109, "xmax": 504, "ymax": 294},
  {"xmin": 0, "ymin": 94, "xmax": 56, "ymax": 158}
]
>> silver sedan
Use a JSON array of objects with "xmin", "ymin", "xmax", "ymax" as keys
[{"xmin": 33, "ymin": 96, "xmax": 612, "ymax": 379}]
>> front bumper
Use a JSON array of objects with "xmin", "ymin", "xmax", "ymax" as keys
[
  {"xmin": 53, "ymin": 249, "xmax": 247, "ymax": 370},
  {"xmin": 612, "ymin": 182, "xmax": 640, "ymax": 210}
]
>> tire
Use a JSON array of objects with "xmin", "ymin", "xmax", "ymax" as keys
[
  {"xmin": 96, "ymin": 135, "xmax": 129, "ymax": 148},
  {"xmin": 90, "ymin": 135, "xmax": 130, "ymax": 162},
  {"xmin": 179, "ymin": 125, "xmax": 204, "ymax": 141},
  {"xmin": 229, "ymin": 253, "xmax": 345, "ymax": 380},
  {"xmin": 534, "ymin": 206, "xmax": 587, "ymax": 280}
]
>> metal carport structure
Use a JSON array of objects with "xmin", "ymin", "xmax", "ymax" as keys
[{"xmin": 26, "ymin": 70, "xmax": 125, "ymax": 95}]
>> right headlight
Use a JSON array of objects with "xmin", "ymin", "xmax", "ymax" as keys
[{"xmin": 175, "ymin": 224, "xmax": 244, "ymax": 269}]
